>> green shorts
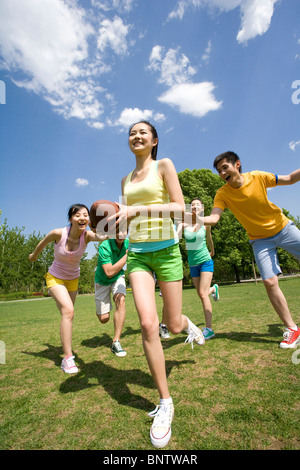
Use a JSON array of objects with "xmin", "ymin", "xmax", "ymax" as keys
[{"xmin": 127, "ymin": 244, "xmax": 183, "ymax": 282}]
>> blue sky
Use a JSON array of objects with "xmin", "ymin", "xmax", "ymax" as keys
[{"xmin": 0, "ymin": 0, "xmax": 300, "ymax": 259}]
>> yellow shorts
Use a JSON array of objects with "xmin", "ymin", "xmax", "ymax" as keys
[{"xmin": 45, "ymin": 273, "xmax": 79, "ymax": 292}]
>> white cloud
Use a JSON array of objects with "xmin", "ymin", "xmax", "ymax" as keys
[
  {"xmin": 0, "ymin": 0, "xmax": 106, "ymax": 122},
  {"xmin": 158, "ymin": 82, "xmax": 222, "ymax": 118},
  {"xmin": 237, "ymin": 0, "xmax": 279, "ymax": 44},
  {"xmin": 91, "ymin": 0, "xmax": 134, "ymax": 13},
  {"xmin": 167, "ymin": 0, "xmax": 279, "ymax": 44},
  {"xmin": 116, "ymin": 108, "xmax": 154, "ymax": 128},
  {"xmin": 97, "ymin": 16, "xmax": 130, "ymax": 56},
  {"xmin": 0, "ymin": 0, "xmax": 91, "ymax": 92},
  {"xmin": 0, "ymin": 0, "xmax": 280, "ymax": 129},
  {"xmin": 154, "ymin": 113, "xmax": 166, "ymax": 123},
  {"xmin": 89, "ymin": 121, "xmax": 105, "ymax": 130},
  {"xmin": 148, "ymin": 45, "xmax": 163, "ymax": 71},
  {"xmin": 148, "ymin": 46, "xmax": 221, "ymax": 118},
  {"xmin": 289, "ymin": 140, "xmax": 300, "ymax": 152},
  {"xmin": 75, "ymin": 178, "xmax": 89, "ymax": 187},
  {"xmin": 114, "ymin": 107, "xmax": 166, "ymax": 130},
  {"xmin": 0, "ymin": 0, "xmax": 131, "ymax": 126},
  {"xmin": 148, "ymin": 46, "xmax": 197, "ymax": 87},
  {"xmin": 202, "ymin": 40, "xmax": 212, "ymax": 64},
  {"xmin": 167, "ymin": 0, "xmax": 202, "ymax": 21}
]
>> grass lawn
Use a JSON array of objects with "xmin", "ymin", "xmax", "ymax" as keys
[{"xmin": 0, "ymin": 278, "xmax": 299, "ymax": 451}]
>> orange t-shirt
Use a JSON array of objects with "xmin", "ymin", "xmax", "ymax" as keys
[{"xmin": 213, "ymin": 171, "xmax": 288, "ymax": 239}]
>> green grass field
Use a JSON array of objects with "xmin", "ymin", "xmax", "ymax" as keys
[{"xmin": 0, "ymin": 278, "xmax": 299, "ymax": 451}]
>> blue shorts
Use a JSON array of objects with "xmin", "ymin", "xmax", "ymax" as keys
[
  {"xmin": 249, "ymin": 221, "xmax": 300, "ymax": 280},
  {"xmin": 189, "ymin": 259, "xmax": 214, "ymax": 277}
]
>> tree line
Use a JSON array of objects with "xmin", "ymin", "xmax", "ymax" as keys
[{"xmin": 1, "ymin": 169, "xmax": 299, "ymax": 295}]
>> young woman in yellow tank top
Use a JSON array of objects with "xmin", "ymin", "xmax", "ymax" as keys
[{"xmin": 111, "ymin": 121, "xmax": 205, "ymax": 449}]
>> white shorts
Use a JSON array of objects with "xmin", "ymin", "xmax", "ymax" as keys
[{"xmin": 95, "ymin": 275, "xmax": 127, "ymax": 315}]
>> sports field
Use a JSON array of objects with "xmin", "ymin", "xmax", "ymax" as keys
[{"xmin": 0, "ymin": 278, "xmax": 299, "ymax": 451}]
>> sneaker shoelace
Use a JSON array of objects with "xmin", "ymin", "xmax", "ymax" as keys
[
  {"xmin": 185, "ymin": 319, "xmax": 204, "ymax": 349},
  {"xmin": 283, "ymin": 328, "xmax": 293, "ymax": 342},
  {"xmin": 65, "ymin": 356, "xmax": 76, "ymax": 369},
  {"xmin": 185, "ymin": 332, "xmax": 196, "ymax": 349},
  {"xmin": 185, "ymin": 329, "xmax": 204, "ymax": 349},
  {"xmin": 113, "ymin": 341, "xmax": 123, "ymax": 351},
  {"xmin": 148, "ymin": 405, "xmax": 172, "ymax": 429}
]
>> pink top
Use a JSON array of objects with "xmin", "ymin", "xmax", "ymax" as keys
[{"xmin": 48, "ymin": 227, "xmax": 87, "ymax": 280}]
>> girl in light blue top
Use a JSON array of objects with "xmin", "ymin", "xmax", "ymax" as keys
[{"xmin": 177, "ymin": 198, "xmax": 219, "ymax": 340}]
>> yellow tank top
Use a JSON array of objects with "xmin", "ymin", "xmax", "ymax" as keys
[{"xmin": 123, "ymin": 160, "xmax": 175, "ymax": 244}]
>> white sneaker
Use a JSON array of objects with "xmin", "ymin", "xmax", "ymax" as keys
[
  {"xmin": 111, "ymin": 340, "xmax": 127, "ymax": 357},
  {"xmin": 159, "ymin": 323, "xmax": 170, "ymax": 339},
  {"xmin": 61, "ymin": 355, "xmax": 78, "ymax": 374},
  {"xmin": 185, "ymin": 317, "xmax": 205, "ymax": 348},
  {"xmin": 211, "ymin": 284, "xmax": 219, "ymax": 301},
  {"xmin": 149, "ymin": 401, "xmax": 174, "ymax": 448}
]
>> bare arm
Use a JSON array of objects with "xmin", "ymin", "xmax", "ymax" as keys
[
  {"xmin": 158, "ymin": 158, "xmax": 185, "ymax": 215},
  {"xmin": 101, "ymin": 251, "xmax": 128, "ymax": 278},
  {"xmin": 85, "ymin": 230, "xmax": 105, "ymax": 243},
  {"xmin": 175, "ymin": 222, "xmax": 187, "ymax": 240},
  {"xmin": 203, "ymin": 207, "xmax": 223, "ymax": 226},
  {"xmin": 205, "ymin": 226, "xmax": 215, "ymax": 256},
  {"xmin": 28, "ymin": 229, "xmax": 62, "ymax": 262},
  {"xmin": 277, "ymin": 169, "xmax": 300, "ymax": 186}
]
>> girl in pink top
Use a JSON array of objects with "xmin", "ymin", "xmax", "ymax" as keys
[{"xmin": 29, "ymin": 204, "xmax": 99, "ymax": 373}]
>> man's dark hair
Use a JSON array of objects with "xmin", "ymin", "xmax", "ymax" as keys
[{"xmin": 213, "ymin": 151, "xmax": 242, "ymax": 173}]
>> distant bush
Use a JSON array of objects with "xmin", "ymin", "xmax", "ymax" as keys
[{"xmin": 0, "ymin": 292, "xmax": 49, "ymax": 301}]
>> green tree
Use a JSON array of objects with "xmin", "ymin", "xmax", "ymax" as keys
[
  {"xmin": 23, "ymin": 232, "xmax": 55, "ymax": 291},
  {"xmin": 211, "ymin": 210, "xmax": 254, "ymax": 282},
  {"xmin": 0, "ymin": 219, "xmax": 26, "ymax": 292},
  {"xmin": 178, "ymin": 168, "xmax": 223, "ymax": 212},
  {"xmin": 78, "ymin": 248, "xmax": 98, "ymax": 294}
]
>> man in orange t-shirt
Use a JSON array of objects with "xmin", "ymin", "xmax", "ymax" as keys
[{"xmin": 203, "ymin": 151, "xmax": 300, "ymax": 349}]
